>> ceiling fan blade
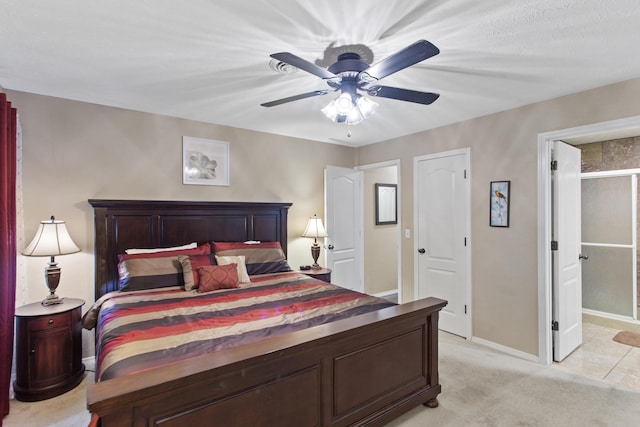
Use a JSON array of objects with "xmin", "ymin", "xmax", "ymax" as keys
[
  {"xmin": 260, "ymin": 90, "xmax": 329, "ymax": 107},
  {"xmin": 270, "ymin": 52, "xmax": 336, "ymax": 79},
  {"xmin": 366, "ymin": 85, "xmax": 440, "ymax": 105},
  {"xmin": 362, "ymin": 40, "xmax": 440, "ymax": 81}
]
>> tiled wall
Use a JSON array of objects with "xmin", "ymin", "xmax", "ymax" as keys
[
  {"xmin": 580, "ymin": 136, "xmax": 640, "ymax": 172},
  {"xmin": 578, "ymin": 136, "xmax": 640, "ymax": 305}
]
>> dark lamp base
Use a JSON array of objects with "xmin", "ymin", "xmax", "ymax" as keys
[{"xmin": 310, "ymin": 243, "xmax": 322, "ymax": 270}]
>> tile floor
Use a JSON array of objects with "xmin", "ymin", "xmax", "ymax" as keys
[{"xmin": 552, "ymin": 315, "xmax": 640, "ymax": 391}]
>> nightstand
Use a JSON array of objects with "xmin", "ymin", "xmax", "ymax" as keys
[
  {"xmin": 300, "ymin": 268, "xmax": 332, "ymax": 283},
  {"xmin": 13, "ymin": 298, "xmax": 85, "ymax": 401}
]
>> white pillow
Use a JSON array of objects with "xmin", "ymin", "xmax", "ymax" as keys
[
  {"xmin": 125, "ymin": 242, "xmax": 197, "ymax": 254},
  {"xmin": 215, "ymin": 255, "xmax": 250, "ymax": 283}
]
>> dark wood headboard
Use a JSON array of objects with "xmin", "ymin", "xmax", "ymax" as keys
[{"xmin": 88, "ymin": 199, "xmax": 292, "ymax": 299}]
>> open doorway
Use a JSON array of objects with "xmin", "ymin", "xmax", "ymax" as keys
[
  {"xmin": 537, "ymin": 115, "xmax": 640, "ymax": 365},
  {"xmin": 358, "ymin": 161, "xmax": 401, "ymax": 303},
  {"xmin": 325, "ymin": 161, "xmax": 401, "ymax": 301}
]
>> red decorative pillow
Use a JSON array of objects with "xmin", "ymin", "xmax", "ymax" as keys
[
  {"xmin": 197, "ymin": 264, "xmax": 240, "ymax": 292},
  {"xmin": 178, "ymin": 254, "xmax": 217, "ymax": 290}
]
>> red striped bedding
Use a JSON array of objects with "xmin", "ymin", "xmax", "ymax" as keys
[{"xmin": 84, "ymin": 271, "xmax": 396, "ymax": 381}]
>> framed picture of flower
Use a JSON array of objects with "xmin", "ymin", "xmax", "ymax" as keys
[
  {"xmin": 490, "ymin": 180, "xmax": 510, "ymax": 227},
  {"xmin": 182, "ymin": 137, "xmax": 230, "ymax": 186}
]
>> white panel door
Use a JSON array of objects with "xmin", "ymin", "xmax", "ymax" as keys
[
  {"xmin": 552, "ymin": 141, "xmax": 583, "ymax": 361},
  {"xmin": 416, "ymin": 151, "xmax": 469, "ymax": 337},
  {"xmin": 325, "ymin": 166, "xmax": 363, "ymax": 292}
]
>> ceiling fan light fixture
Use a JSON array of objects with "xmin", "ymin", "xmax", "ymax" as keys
[
  {"xmin": 356, "ymin": 95, "xmax": 378, "ymax": 118},
  {"xmin": 335, "ymin": 92, "xmax": 354, "ymax": 115},
  {"xmin": 322, "ymin": 93, "xmax": 377, "ymax": 124},
  {"xmin": 321, "ymin": 99, "xmax": 339, "ymax": 121},
  {"xmin": 345, "ymin": 107, "xmax": 364, "ymax": 125}
]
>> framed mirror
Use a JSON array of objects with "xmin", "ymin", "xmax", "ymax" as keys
[{"xmin": 375, "ymin": 183, "xmax": 397, "ymax": 225}]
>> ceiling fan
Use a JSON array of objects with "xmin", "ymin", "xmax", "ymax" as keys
[{"xmin": 261, "ymin": 40, "xmax": 441, "ymax": 124}]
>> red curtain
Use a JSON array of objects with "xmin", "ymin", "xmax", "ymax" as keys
[{"xmin": 0, "ymin": 93, "xmax": 17, "ymax": 422}]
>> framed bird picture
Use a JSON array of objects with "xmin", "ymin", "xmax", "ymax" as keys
[{"xmin": 490, "ymin": 181, "xmax": 510, "ymax": 227}]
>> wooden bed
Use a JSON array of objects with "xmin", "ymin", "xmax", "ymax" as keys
[{"xmin": 86, "ymin": 199, "xmax": 446, "ymax": 427}]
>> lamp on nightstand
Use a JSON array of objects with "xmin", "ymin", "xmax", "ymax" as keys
[
  {"xmin": 302, "ymin": 214, "xmax": 328, "ymax": 270},
  {"xmin": 22, "ymin": 216, "xmax": 80, "ymax": 306}
]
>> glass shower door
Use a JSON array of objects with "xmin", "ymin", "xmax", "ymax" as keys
[{"xmin": 581, "ymin": 174, "xmax": 637, "ymax": 320}]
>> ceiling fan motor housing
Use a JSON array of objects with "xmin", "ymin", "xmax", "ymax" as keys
[{"xmin": 327, "ymin": 53, "xmax": 370, "ymax": 75}]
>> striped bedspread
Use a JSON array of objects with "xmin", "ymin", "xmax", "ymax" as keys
[{"xmin": 86, "ymin": 271, "xmax": 395, "ymax": 381}]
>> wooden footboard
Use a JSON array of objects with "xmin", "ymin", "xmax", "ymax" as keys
[{"xmin": 87, "ymin": 297, "xmax": 446, "ymax": 427}]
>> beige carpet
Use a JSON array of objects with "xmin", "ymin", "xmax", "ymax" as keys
[
  {"xmin": 387, "ymin": 332, "xmax": 640, "ymax": 427},
  {"xmin": 4, "ymin": 332, "xmax": 640, "ymax": 426},
  {"xmin": 613, "ymin": 331, "xmax": 640, "ymax": 348}
]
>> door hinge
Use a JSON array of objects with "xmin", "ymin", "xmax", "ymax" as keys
[
  {"xmin": 551, "ymin": 240, "xmax": 558, "ymax": 251},
  {"xmin": 464, "ymin": 169, "xmax": 467, "ymax": 179},
  {"xmin": 551, "ymin": 160, "xmax": 558, "ymax": 171},
  {"xmin": 551, "ymin": 320, "xmax": 559, "ymax": 331},
  {"xmin": 464, "ymin": 237, "xmax": 467, "ymax": 247},
  {"xmin": 464, "ymin": 304, "xmax": 468, "ymax": 314}
]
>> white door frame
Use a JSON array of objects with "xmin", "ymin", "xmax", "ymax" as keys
[
  {"xmin": 413, "ymin": 147, "xmax": 472, "ymax": 339},
  {"xmin": 357, "ymin": 160, "xmax": 402, "ymax": 302},
  {"xmin": 537, "ymin": 115, "xmax": 640, "ymax": 365}
]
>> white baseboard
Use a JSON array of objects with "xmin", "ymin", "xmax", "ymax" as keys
[
  {"xmin": 582, "ymin": 308, "xmax": 639, "ymax": 325},
  {"xmin": 9, "ymin": 372, "xmax": 15, "ymax": 400},
  {"xmin": 373, "ymin": 290, "xmax": 397, "ymax": 298},
  {"xmin": 470, "ymin": 336, "xmax": 539, "ymax": 364},
  {"xmin": 83, "ymin": 356, "xmax": 96, "ymax": 373}
]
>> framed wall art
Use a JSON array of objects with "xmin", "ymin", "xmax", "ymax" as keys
[
  {"xmin": 375, "ymin": 183, "xmax": 398, "ymax": 225},
  {"xmin": 490, "ymin": 180, "xmax": 510, "ymax": 227},
  {"xmin": 182, "ymin": 136, "xmax": 230, "ymax": 186}
]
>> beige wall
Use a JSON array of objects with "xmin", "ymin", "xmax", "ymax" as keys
[
  {"xmin": 355, "ymin": 77, "xmax": 640, "ymax": 356},
  {"xmin": 9, "ymin": 90, "xmax": 355, "ymax": 356},
  {"xmin": 363, "ymin": 166, "xmax": 398, "ymax": 295}
]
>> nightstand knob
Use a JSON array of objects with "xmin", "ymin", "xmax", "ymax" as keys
[
  {"xmin": 48, "ymin": 319, "xmax": 54, "ymax": 325},
  {"xmin": 30, "ymin": 349, "xmax": 35, "ymax": 354}
]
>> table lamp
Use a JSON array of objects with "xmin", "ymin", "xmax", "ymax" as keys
[
  {"xmin": 22, "ymin": 216, "xmax": 80, "ymax": 306},
  {"xmin": 302, "ymin": 214, "xmax": 328, "ymax": 270}
]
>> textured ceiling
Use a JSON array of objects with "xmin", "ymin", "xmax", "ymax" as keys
[{"xmin": 2, "ymin": 0, "xmax": 640, "ymax": 147}]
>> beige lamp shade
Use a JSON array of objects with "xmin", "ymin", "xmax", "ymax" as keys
[
  {"xmin": 302, "ymin": 215, "xmax": 328, "ymax": 240},
  {"xmin": 23, "ymin": 217, "xmax": 80, "ymax": 257}
]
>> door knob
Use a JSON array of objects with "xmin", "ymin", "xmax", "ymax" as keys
[
  {"xmin": 418, "ymin": 248, "xmax": 426, "ymax": 254},
  {"xmin": 327, "ymin": 244, "xmax": 334, "ymax": 250},
  {"xmin": 579, "ymin": 254, "xmax": 589, "ymax": 261}
]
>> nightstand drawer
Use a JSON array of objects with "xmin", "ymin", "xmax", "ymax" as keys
[{"xmin": 29, "ymin": 312, "xmax": 71, "ymax": 331}]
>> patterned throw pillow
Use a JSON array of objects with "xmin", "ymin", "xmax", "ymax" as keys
[
  {"xmin": 215, "ymin": 255, "xmax": 250, "ymax": 283},
  {"xmin": 197, "ymin": 264, "xmax": 240, "ymax": 292},
  {"xmin": 178, "ymin": 254, "xmax": 217, "ymax": 290},
  {"xmin": 117, "ymin": 244, "xmax": 211, "ymax": 291},
  {"xmin": 212, "ymin": 241, "xmax": 291, "ymax": 275}
]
